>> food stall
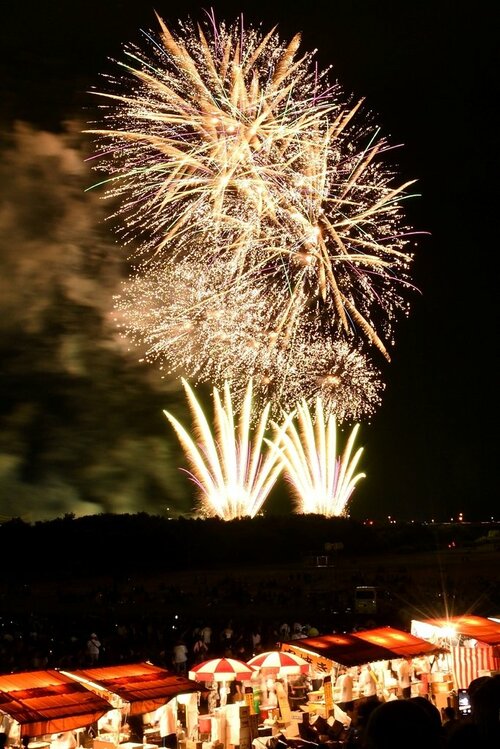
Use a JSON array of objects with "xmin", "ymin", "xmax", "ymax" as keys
[
  {"xmin": 188, "ymin": 658, "xmax": 257, "ymax": 749},
  {"xmin": 0, "ymin": 669, "xmax": 112, "ymax": 748},
  {"xmin": 281, "ymin": 626, "xmax": 447, "ymax": 710},
  {"xmin": 61, "ymin": 662, "xmax": 202, "ymax": 749},
  {"xmin": 411, "ymin": 615, "xmax": 500, "ymax": 691}
]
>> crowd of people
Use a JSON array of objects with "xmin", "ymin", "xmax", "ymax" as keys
[
  {"xmin": 0, "ymin": 611, "xmax": 323, "ymax": 674},
  {"xmin": 1, "ymin": 520, "xmax": 498, "ymax": 747},
  {"xmin": 1, "ymin": 612, "xmax": 499, "ymax": 748}
]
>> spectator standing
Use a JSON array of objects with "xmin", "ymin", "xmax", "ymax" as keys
[
  {"xmin": 192, "ymin": 635, "xmax": 208, "ymax": 664},
  {"xmin": 279, "ymin": 622, "xmax": 290, "ymax": 641},
  {"xmin": 172, "ymin": 639, "xmax": 188, "ymax": 674},
  {"xmin": 200, "ymin": 625, "xmax": 212, "ymax": 649},
  {"xmin": 251, "ymin": 628, "xmax": 262, "ymax": 655},
  {"xmin": 220, "ymin": 621, "xmax": 234, "ymax": 654},
  {"xmin": 86, "ymin": 633, "xmax": 101, "ymax": 665}
]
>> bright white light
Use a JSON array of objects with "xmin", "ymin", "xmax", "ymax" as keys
[
  {"xmin": 272, "ymin": 396, "xmax": 365, "ymax": 516},
  {"xmin": 164, "ymin": 379, "xmax": 284, "ymax": 519}
]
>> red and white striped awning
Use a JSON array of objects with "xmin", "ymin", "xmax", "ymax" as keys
[
  {"xmin": 450, "ymin": 645, "xmax": 500, "ymax": 689},
  {"xmin": 411, "ymin": 616, "xmax": 500, "ymax": 689}
]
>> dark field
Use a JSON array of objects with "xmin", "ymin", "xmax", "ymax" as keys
[{"xmin": 1, "ymin": 514, "xmax": 498, "ymax": 635}]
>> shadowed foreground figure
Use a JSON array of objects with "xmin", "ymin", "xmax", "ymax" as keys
[
  {"xmin": 409, "ymin": 696, "xmax": 442, "ymax": 734},
  {"xmin": 445, "ymin": 674, "xmax": 500, "ymax": 748},
  {"xmin": 362, "ymin": 698, "xmax": 442, "ymax": 749}
]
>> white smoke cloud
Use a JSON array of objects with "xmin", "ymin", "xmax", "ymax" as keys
[{"xmin": 0, "ymin": 121, "xmax": 190, "ymax": 521}]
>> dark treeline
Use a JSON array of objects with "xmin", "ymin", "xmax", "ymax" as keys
[{"xmin": 0, "ymin": 512, "xmax": 495, "ymax": 582}]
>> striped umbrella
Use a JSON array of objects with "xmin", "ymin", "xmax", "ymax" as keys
[
  {"xmin": 189, "ymin": 657, "xmax": 255, "ymax": 683},
  {"xmin": 247, "ymin": 650, "xmax": 311, "ymax": 676}
]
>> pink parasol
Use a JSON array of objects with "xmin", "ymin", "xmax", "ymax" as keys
[
  {"xmin": 189, "ymin": 657, "xmax": 255, "ymax": 683},
  {"xmin": 247, "ymin": 650, "xmax": 311, "ymax": 676}
]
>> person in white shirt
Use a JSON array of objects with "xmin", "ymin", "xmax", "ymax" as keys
[
  {"xmin": 98, "ymin": 708, "xmax": 122, "ymax": 744},
  {"xmin": 50, "ymin": 732, "xmax": 77, "ymax": 749},
  {"xmin": 153, "ymin": 700, "xmax": 177, "ymax": 747},
  {"xmin": 358, "ymin": 664, "xmax": 378, "ymax": 700},
  {"xmin": 336, "ymin": 667, "xmax": 354, "ymax": 712},
  {"xmin": 200, "ymin": 625, "xmax": 212, "ymax": 647},
  {"xmin": 172, "ymin": 640, "xmax": 188, "ymax": 674},
  {"xmin": 1, "ymin": 713, "xmax": 15, "ymax": 749},
  {"xmin": 397, "ymin": 658, "xmax": 412, "ymax": 699},
  {"xmin": 86, "ymin": 633, "xmax": 101, "ymax": 665}
]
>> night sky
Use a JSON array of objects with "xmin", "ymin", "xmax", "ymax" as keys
[{"xmin": 0, "ymin": 1, "xmax": 496, "ymax": 522}]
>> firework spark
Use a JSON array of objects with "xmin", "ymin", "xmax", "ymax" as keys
[
  {"xmin": 163, "ymin": 378, "xmax": 283, "ymax": 519},
  {"xmin": 115, "ymin": 255, "xmax": 384, "ymax": 421},
  {"xmin": 88, "ymin": 11, "xmax": 417, "ymax": 373},
  {"xmin": 273, "ymin": 396, "xmax": 365, "ymax": 516}
]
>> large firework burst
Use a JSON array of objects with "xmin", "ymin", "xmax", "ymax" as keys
[
  {"xmin": 89, "ymin": 11, "xmax": 418, "ymax": 416},
  {"xmin": 114, "ymin": 255, "xmax": 384, "ymax": 421}
]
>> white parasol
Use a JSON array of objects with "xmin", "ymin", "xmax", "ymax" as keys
[
  {"xmin": 247, "ymin": 650, "xmax": 311, "ymax": 676},
  {"xmin": 247, "ymin": 650, "xmax": 312, "ymax": 711},
  {"xmin": 189, "ymin": 657, "xmax": 256, "ymax": 706},
  {"xmin": 189, "ymin": 657, "xmax": 255, "ymax": 683}
]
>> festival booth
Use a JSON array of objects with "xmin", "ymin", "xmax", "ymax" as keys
[
  {"xmin": 188, "ymin": 658, "xmax": 257, "ymax": 749},
  {"xmin": 187, "ymin": 655, "xmax": 317, "ymax": 749},
  {"xmin": 281, "ymin": 626, "xmax": 447, "ymax": 711},
  {"xmin": 61, "ymin": 663, "xmax": 202, "ymax": 749},
  {"xmin": 411, "ymin": 615, "xmax": 500, "ymax": 692},
  {"xmin": 0, "ymin": 669, "xmax": 112, "ymax": 748}
]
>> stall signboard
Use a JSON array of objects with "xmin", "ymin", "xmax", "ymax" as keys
[
  {"xmin": 280, "ymin": 644, "xmax": 332, "ymax": 675},
  {"xmin": 275, "ymin": 682, "xmax": 292, "ymax": 726},
  {"xmin": 323, "ymin": 676, "xmax": 334, "ymax": 716},
  {"xmin": 243, "ymin": 687, "xmax": 257, "ymax": 715}
]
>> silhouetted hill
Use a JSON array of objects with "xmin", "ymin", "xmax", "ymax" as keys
[{"xmin": 1, "ymin": 512, "xmax": 495, "ymax": 582}]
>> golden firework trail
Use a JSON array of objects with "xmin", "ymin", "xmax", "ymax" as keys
[
  {"xmin": 163, "ymin": 378, "xmax": 284, "ymax": 519},
  {"xmin": 273, "ymin": 396, "xmax": 365, "ymax": 516}
]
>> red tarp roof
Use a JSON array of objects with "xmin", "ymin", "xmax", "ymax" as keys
[
  {"xmin": 281, "ymin": 626, "xmax": 445, "ymax": 669},
  {"xmin": 0, "ymin": 669, "xmax": 112, "ymax": 738},
  {"xmin": 354, "ymin": 627, "xmax": 446, "ymax": 657},
  {"xmin": 416, "ymin": 616, "xmax": 500, "ymax": 645},
  {"xmin": 63, "ymin": 662, "xmax": 202, "ymax": 716}
]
